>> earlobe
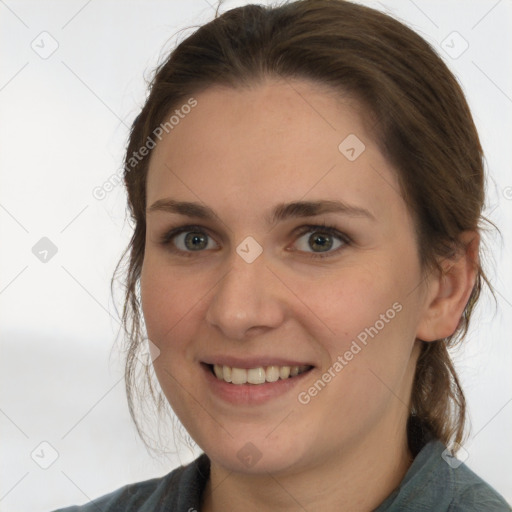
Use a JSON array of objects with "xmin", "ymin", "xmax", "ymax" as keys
[{"xmin": 416, "ymin": 231, "xmax": 479, "ymax": 343}]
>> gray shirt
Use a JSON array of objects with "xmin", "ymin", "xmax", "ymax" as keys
[{"xmin": 53, "ymin": 439, "xmax": 511, "ymax": 511}]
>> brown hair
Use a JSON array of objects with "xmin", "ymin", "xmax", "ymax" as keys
[{"xmin": 111, "ymin": 0, "xmax": 497, "ymax": 455}]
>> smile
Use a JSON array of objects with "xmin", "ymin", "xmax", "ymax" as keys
[{"xmin": 210, "ymin": 364, "xmax": 313, "ymax": 385}]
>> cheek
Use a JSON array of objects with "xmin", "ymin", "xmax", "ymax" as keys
[
  {"xmin": 294, "ymin": 266, "xmax": 393, "ymax": 343},
  {"xmin": 140, "ymin": 257, "xmax": 197, "ymax": 346},
  {"xmin": 300, "ymin": 262, "xmax": 417, "ymax": 381}
]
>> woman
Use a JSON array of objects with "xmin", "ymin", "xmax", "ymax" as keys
[{"xmin": 54, "ymin": 0, "xmax": 511, "ymax": 510}]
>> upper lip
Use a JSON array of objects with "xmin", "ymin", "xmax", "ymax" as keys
[{"xmin": 202, "ymin": 356, "xmax": 314, "ymax": 369}]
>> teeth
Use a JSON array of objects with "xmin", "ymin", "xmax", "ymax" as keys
[
  {"xmin": 266, "ymin": 366, "xmax": 280, "ymax": 382},
  {"xmin": 223, "ymin": 365, "xmax": 232, "ymax": 383},
  {"xmin": 279, "ymin": 366, "xmax": 290, "ymax": 379},
  {"xmin": 213, "ymin": 365, "xmax": 223, "ymax": 379},
  {"xmin": 231, "ymin": 367, "xmax": 247, "ymax": 385},
  {"xmin": 212, "ymin": 364, "xmax": 311, "ymax": 385}
]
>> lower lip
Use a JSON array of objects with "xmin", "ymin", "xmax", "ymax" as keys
[{"xmin": 201, "ymin": 363, "xmax": 314, "ymax": 406}]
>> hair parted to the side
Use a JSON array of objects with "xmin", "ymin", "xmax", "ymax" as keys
[{"xmin": 111, "ymin": 0, "xmax": 498, "ymax": 456}]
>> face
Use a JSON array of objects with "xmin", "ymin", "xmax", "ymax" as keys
[{"xmin": 140, "ymin": 79, "xmax": 431, "ymax": 475}]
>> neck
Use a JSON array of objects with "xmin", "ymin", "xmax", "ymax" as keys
[{"xmin": 200, "ymin": 419, "xmax": 414, "ymax": 512}]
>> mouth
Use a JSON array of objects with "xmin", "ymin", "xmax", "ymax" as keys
[{"xmin": 205, "ymin": 363, "xmax": 314, "ymax": 385}]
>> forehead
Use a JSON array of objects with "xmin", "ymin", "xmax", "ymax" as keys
[{"xmin": 146, "ymin": 79, "xmax": 403, "ymax": 223}]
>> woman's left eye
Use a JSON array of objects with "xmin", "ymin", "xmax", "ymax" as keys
[
  {"xmin": 291, "ymin": 225, "xmax": 350, "ymax": 259},
  {"xmin": 159, "ymin": 224, "xmax": 350, "ymax": 259}
]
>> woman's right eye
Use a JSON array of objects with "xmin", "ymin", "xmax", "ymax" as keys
[{"xmin": 160, "ymin": 226, "xmax": 219, "ymax": 256}]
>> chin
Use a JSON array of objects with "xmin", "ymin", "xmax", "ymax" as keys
[{"xmin": 202, "ymin": 434, "xmax": 309, "ymax": 475}]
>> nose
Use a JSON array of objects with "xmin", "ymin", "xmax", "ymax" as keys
[{"xmin": 205, "ymin": 247, "xmax": 286, "ymax": 341}]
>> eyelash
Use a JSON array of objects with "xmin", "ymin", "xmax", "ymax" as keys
[{"xmin": 158, "ymin": 223, "xmax": 351, "ymax": 260}]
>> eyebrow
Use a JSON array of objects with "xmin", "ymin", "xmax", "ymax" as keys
[{"xmin": 147, "ymin": 198, "xmax": 376, "ymax": 225}]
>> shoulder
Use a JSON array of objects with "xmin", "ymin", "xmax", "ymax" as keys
[
  {"xmin": 51, "ymin": 453, "xmax": 210, "ymax": 512},
  {"xmin": 376, "ymin": 440, "xmax": 511, "ymax": 512},
  {"xmin": 448, "ymin": 457, "xmax": 511, "ymax": 512}
]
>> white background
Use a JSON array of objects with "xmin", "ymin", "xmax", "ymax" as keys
[{"xmin": 1, "ymin": 0, "xmax": 511, "ymax": 510}]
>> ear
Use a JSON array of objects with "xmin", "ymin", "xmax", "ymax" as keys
[{"xmin": 416, "ymin": 231, "xmax": 480, "ymax": 342}]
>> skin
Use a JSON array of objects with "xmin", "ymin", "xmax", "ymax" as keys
[{"xmin": 140, "ymin": 78, "xmax": 478, "ymax": 512}]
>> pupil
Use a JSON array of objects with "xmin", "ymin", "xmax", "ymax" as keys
[
  {"xmin": 186, "ymin": 232, "xmax": 207, "ymax": 251},
  {"xmin": 310, "ymin": 232, "xmax": 332, "ymax": 252}
]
